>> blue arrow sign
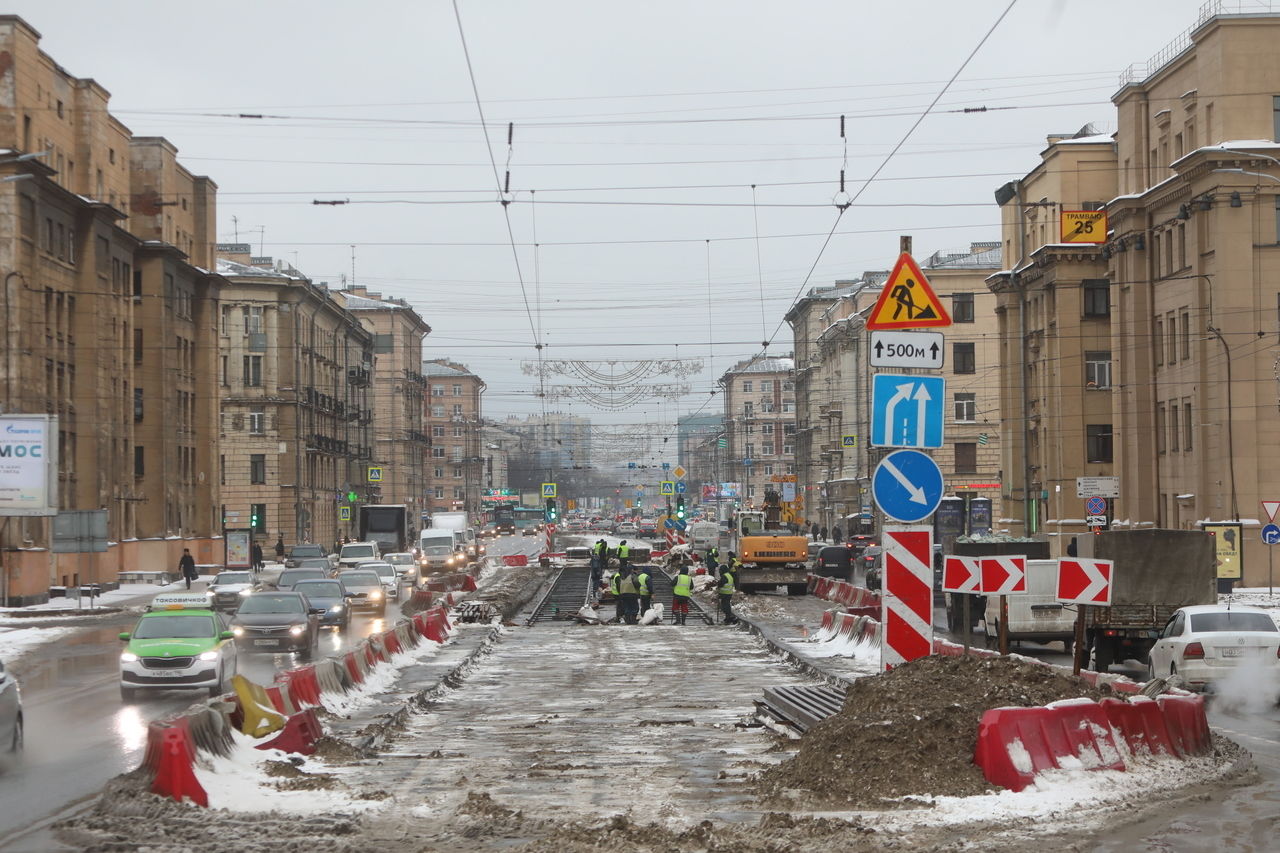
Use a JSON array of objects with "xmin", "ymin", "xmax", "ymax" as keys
[
  {"xmin": 871, "ymin": 374, "xmax": 946, "ymax": 449},
  {"xmin": 1263, "ymin": 523, "xmax": 1280, "ymax": 545},
  {"xmin": 664, "ymin": 518, "xmax": 675, "ymax": 529},
  {"xmin": 673, "ymin": 519, "xmax": 687, "ymax": 531},
  {"xmin": 675, "ymin": 481, "xmax": 686, "ymax": 494},
  {"xmin": 872, "ymin": 449, "xmax": 944, "ymax": 523}
]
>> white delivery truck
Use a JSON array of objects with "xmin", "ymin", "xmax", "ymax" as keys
[
  {"xmin": 688, "ymin": 521, "xmax": 721, "ymax": 553},
  {"xmin": 417, "ymin": 528, "xmax": 467, "ymax": 575},
  {"xmin": 430, "ymin": 511, "xmax": 479, "ymax": 560},
  {"xmin": 983, "ymin": 558, "xmax": 1078, "ymax": 654}
]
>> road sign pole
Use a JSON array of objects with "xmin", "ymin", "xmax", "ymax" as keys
[
  {"xmin": 962, "ymin": 594, "xmax": 970, "ymax": 655},
  {"xmin": 1072, "ymin": 605, "xmax": 1086, "ymax": 676},
  {"xmin": 999, "ymin": 595, "xmax": 1009, "ymax": 656}
]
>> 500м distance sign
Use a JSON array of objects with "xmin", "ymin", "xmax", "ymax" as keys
[{"xmin": 869, "ymin": 331, "xmax": 945, "ymax": 370}]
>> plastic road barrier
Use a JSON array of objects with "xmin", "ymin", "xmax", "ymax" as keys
[
  {"xmin": 277, "ymin": 665, "xmax": 323, "ymax": 708},
  {"xmin": 144, "ymin": 718, "xmax": 209, "ymax": 806},
  {"xmin": 254, "ymin": 707, "xmax": 323, "ymax": 756},
  {"xmin": 231, "ymin": 674, "xmax": 287, "ymax": 738},
  {"xmin": 974, "ymin": 700, "xmax": 1126, "ymax": 792}
]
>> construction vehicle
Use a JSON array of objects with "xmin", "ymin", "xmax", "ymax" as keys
[{"xmin": 731, "ymin": 489, "xmax": 810, "ymax": 595}]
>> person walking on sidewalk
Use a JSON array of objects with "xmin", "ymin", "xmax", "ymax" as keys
[
  {"xmin": 635, "ymin": 565, "xmax": 652, "ymax": 620},
  {"xmin": 716, "ymin": 559, "xmax": 738, "ymax": 625},
  {"xmin": 250, "ymin": 540, "xmax": 264, "ymax": 572},
  {"xmin": 274, "ymin": 536, "xmax": 286, "ymax": 560},
  {"xmin": 618, "ymin": 566, "xmax": 641, "ymax": 625},
  {"xmin": 179, "ymin": 549, "xmax": 198, "ymax": 590},
  {"xmin": 671, "ymin": 564, "xmax": 693, "ymax": 625}
]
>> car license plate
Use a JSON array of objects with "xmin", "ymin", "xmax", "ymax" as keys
[
  {"xmin": 152, "ymin": 669, "xmax": 187, "ymax": 677},
  {"xmin": 1219, "ymin": 646, "xmax": 1259, "ymax": 658},
  {"xmin": 253, "ymin": 638, "xmax": 281, "ymax": 647}
]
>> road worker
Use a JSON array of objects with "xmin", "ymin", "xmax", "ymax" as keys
[
  {"xmin": 717, "ymin": 558, "xmax": 738, "ymax": 625},
  {"xmin": 635, "ymin": 565, "xmax": 653, "ymax": 619},
  {"xmin": 617, "ymin": 540, "xmax": 631, "ymax": 570},
  {"xmin": 671, "ymin": 564, "xmax": 693, "ymax": 625},
  {"xmin": 704, "ymin": 546, "xmax": 719, "ymax": 575},
  {"xmin": 618, "ymin": 565, "xmax": 641, "ymax": 624},
  {"xmin": 609, "ymin": 565, "xmax": 625, "ymax": 623}
]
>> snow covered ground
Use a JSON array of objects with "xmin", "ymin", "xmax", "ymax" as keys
[{"xmin": 0, "ymin": 623, "xmax": 77, "ymax": 662}]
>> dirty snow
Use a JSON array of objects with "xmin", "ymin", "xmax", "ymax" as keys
[
  {"xmin": 319, "ymin": 637, "xmax": 444, "ymax": 716},
  {"xmin": 1007, "ymin": 738, "xmax": 1033, "ymax": 774},
  {"xmin": 0, "ymin": 623, "xmax": 76, "ymax": 661}
]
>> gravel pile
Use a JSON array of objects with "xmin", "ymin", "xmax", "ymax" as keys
[{"xmin": 757, "ymin": 654, "xmax": 1114, "ymax": 806}]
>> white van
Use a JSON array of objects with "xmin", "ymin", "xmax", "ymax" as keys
[
  {"xmin": 983, "ymin": 559, "xmax": 1077, "ymax": 653},
  {"xmin": 689, "ymin": 521, "xmax": 720, "ymax": 552}
]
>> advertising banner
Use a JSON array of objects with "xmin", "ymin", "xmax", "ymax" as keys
[
  {"xmin": 0, "ymin": 415, "xmax": 58, "ymax": 516},
  {"xmin": 225, "ymin": 529, "xmax": 252, "ymax": 569}
]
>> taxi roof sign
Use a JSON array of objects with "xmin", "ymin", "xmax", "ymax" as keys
[
  {"xmin": 865, "ymin": 253, "xmax": 952, "ymax": 330},
  {"xmin": 148, "ymin": 592, "xmax": 215, "ymax": 611}
]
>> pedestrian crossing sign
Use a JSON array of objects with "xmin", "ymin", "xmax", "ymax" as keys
[
  {"xmin": 842, "ymin": 434, "xmax": 857, "ymax": 448},
  {"xmin": 660, "ymin": 481, "xmax": 675, "ymax": 495},
  {"xmin": 865, "ymin": 253, "xmax": 952, "ymax": 330},
  {"xmin": 367, "ymin": 466, "xmax": 384, "ymax": 482},
  {"xmin": 542, "ymin": 482, "xmax": 557, "ymax": 498},
  {"xmin": 339, "ymin": 506, "xmax": 351, "ymax": 520}
]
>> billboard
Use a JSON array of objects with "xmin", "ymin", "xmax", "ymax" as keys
[
  {"xmin": 1204, "ymin": 522, "xmax": 1242, "ymax": 580},
  {"xmin": 0, "ymin": 415, "xmax": 58, "ymax": 516},
  {"xmin": 225, "ymin": 529, "xmax": 252, "ymax": 569}
]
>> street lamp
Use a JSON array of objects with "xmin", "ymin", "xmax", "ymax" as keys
[{"xmin": 1212, "ymin": 167, "xmax": 1280, "ymax": 185}]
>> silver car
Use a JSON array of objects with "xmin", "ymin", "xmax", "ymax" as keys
[
  {"xmin": 359, "ymin": 561, "xmax": 401, "ymax": 601},
  {"xmin": 0, "ymin": 657, "xmax": 23, "ymax": 754}
]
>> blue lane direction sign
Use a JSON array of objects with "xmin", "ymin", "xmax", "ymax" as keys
[
  {"xmin": 872, "ymin": 449, "xmax": 945, "ymax": 523},
  {"xmin": 871, "ymin": 374, "xmax": 945, "ymax": 449},
  {"xmin": 673, "ymin": 519, "xmax": 687, "ymax": 531},
  {"xmin": 675, "ymin": 481, "xmax": 687, "ymax": 494},
  {"xmin": 1262, "ymin": 523, "xmax": 1280, "ymax": 545}
]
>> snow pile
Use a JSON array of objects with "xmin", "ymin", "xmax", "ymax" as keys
[
  {"xmin": 0, "ymin": 624, "xmax": 76, "ymax": 662},
  {"xmin": 320, "ymin": 634, "xmax": 444, "ymax": 716}
]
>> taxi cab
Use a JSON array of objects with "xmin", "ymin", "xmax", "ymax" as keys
[{"xmin": 118, "ymin": 592, "xmax": 237, "ymax": 702}]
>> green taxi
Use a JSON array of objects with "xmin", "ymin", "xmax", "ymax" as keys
[{"xmin": 118, "ymin": 592, "xmax": 238, "ymax": 702}]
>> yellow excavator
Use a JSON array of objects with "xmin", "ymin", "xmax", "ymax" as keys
[{"xmin": 732, "ymin": 488, "xmax": 810, "ymax": 595}]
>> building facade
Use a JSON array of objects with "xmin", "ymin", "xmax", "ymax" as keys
[
  {"xmin": 423, "ymin": 360, "xmax": 485, "ymax": 519},
  {"xmin": 719, "ymin": 356, "xmax": 796, "ymax": 512},
  {"xmin": 338, "ymin": 286, "xmax": 431, "ymax": 523},
  {"xmin": 216, "ymin": 248, "xmax": 374, "ymax": 551}
]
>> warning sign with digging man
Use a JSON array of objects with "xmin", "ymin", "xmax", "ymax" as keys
[{"xmin": 867, "ymin": 253, "xmax": 952, "ymax": 330}]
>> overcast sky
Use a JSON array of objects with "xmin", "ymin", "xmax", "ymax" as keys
[{"xmin": 17, "ymin": 0, "xmax": 1209, "ymax": 443}]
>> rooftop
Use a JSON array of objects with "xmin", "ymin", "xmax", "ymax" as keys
[{"xmin": 722, "ymin": 355, "xmax": 795, "ymax": 378}]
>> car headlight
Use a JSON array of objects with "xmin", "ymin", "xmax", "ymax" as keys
[
  {"xmin": 329, "ymin": 604, "xmax": 344, "ymax": 612},
  {"xmin": 198, "ymin": 651, "xmax": 219, "ymax": 661},
  {"xmin": 368, "ymin": 590, "xmax": 383, "ymax": 600},
  {"xmin": 239, "ymin": 588, "xmax": 252, "ymax": 596},
  {"xmin": 120, "ymin": 651, "xmax": 138, "ymax": 663},
  {"xmin": 289, "ymin": 625, "xmax": 305, "ymax": 636},
  {"xmin": 446, "ymin": 557, "xmax": 455, "ymax": 564},
  {"xmin": 232, "ymin": 626, "xmax": 245, "ymax": 637}
]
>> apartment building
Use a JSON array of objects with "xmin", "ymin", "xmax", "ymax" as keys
[
  {"xmin": 423, "ymin": 360, "xmax": 485, "ymax": 519},
  {"xmin": 338, "ymin": 286, "xmax": 432, "ymax": 522},
  {"xmin": 0, "ymin": 17, "xmax": 221, "ymax": 602},
  {"xmin": 988, "ymin": 131, "xmax": 1118, "ymax": 547},
  {"xmin": 719, "ymin": 356, "xmax": 796, "ymax": 511},
  {"xmin": 216, "ymin": 247, "xmax": 374, "ymax": 550}
]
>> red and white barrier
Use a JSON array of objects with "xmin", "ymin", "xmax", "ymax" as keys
[{"xmin": 881, "ymin": 527, "xmax": 933, "ymax": 670}]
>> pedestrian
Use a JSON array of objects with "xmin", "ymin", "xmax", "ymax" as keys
[
  {"xmin": 609, "ymin": 566, "xmax": 625, "ymax": 623},
  {"xmin": 832, "ymin": 524, "xmax": 843, "ymax": 544},
  {"xmin": 810, "ymin": 522, "xmax": 820, "ymax": 540},
  {"xmin": 717, "ymin": 557, "xmax": 738, "ymax": 625},
  {"xmin": 618, "ymin": 566, "xmax": 641, "ymax": 625},
  {"xmin": 617, "ymin": 539, "xmax": 631, "ymax": 570},
  {"xmin": 671, "ymin": 564, "xmax": 693, "ymax": 626},
  {"xmin": 635, "ymin": 565, "xmax": 652, "ymax": 619},
  {"xmin": 250, "ymin": 540, "xmax": 264, "ymax": 572},
  {"xmin": 179, "ymin": 548, "xmax": 198, "ymax": 590},
  {"xmin": 819, "ymin": 526, "xmax": 829, "ymax": 542},
  {"xmin": 705, "ymin": 546, "xmax": 719, "ymax": 574},
  {"xmin": 274, "ymin": 536, "xmax": 285, "ymax": 560}
]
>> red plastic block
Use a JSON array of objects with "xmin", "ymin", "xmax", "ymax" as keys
[
  {"xmin": 147, "ymin": 720, "xmax": 209, "ymax": 807},
  {"xmin": 1157, "ymin": 694, "xmax": 1211, "ymax": 756},
  {"xmin": 255, "ymin": 708, "xmax": 323, "ymax": 756}
]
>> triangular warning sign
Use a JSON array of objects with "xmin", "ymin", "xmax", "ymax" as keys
[
  {"xmin": 866, "ymin": 253, "xmax": 952, "ymax": 330},
  {"xmin": 1263, "ymin": 500, "xmax": 1280, "ymax": 523}
]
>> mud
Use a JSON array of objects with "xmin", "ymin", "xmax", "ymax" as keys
[
  {"xmin": 758, "ymin": 654, "xmax": 1114, "ymax": 806},
  {"xmin": 310, "ymin": 734, "xmax": 373, "ymax": 763}
]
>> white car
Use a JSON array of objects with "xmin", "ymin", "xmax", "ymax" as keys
[
  {"xmin": 1147, "ymin": 604, "xmax": 1280, "ymax": 690},
  {"xmin": 0, "ymin": 657, "xmax": 21, "ymax": 754},
  {"xmin": 616, "ymin": 522, "xmax": 639, "ymax": 536},
  {"xmin": 205, "ymin": 570, "xmax": 256, "ymax": 611},
  {"xmin": 337, "ymin": 541, "xmax": 380, "ymax": 570},
  {"xmin": 382, "ymin": 552, "xmax": 419, "ymax": 583},
  {"xmin": 358, "ymin": 560, "xmax": 401, "ymax": 601}
]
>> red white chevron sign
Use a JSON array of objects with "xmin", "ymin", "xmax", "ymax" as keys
[
  {"xmin": 880, "ymin": 526, "xmax": 934, "ymax": 670},
  {"xmin": 980, "ymin": 555, "xmax": 1027, "ymax": 595},
  {"xmin": 1056, "ymin": 558, "xmax": 1114, "ymax": 606}
]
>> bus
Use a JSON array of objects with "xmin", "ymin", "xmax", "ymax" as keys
[{"xmin": 513, "ymin": 506, "xmax": 545, "ymax": 535}]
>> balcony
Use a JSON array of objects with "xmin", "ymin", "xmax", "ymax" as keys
[{"xmin": 347, "ymin": 367, "xmax": 371, "ymax": 387}]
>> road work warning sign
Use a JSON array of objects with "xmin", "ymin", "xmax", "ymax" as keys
[{"xmin": 865, "ymin": 253, "xmax": 952, "ymax": 330}]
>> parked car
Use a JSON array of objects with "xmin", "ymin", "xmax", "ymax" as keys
[
  {"xmin": 0, "ymin": 657, "xmax": 22, "ymax": 754},
  {"xmin": 119, "ymin": 592, "xmax": 237, "ymax": 701},
  {"xmin": 337, "ymin": 541, "xmax": 380, "ymax": 570},
  {"xmin": 230, "ymin": 592, "xmax": 319, "ymax": 656},
  {"xmin": 273, "ymin": 567, "xmax": 329, "ymax": 590},
  {"xmin": 291, "ymin": 578, "xmax": 351, "ymax": 629},
  {"xmin": 285, "ymin": 543, "xmax": 336, "ymax": 570},
  {"xmin": 338, "ymin": 570, "xmax": 387, "ymax": 616},
  {"xmin": 1147, "ymin": 604, "xmax": 1280, "ymax": 691},
  {"xmin": 205, "ymin": 571, "xmax": 255, "ymax": 611},
  {"xmin": 359, "ymin": 560, "xmax": 402, "ymax": 601}
]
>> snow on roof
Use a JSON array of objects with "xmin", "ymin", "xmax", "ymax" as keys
[
  {"xmin": 422, "ymin": 361, "xmax": 477, "ymax": 378},
  {"xmin": 724, "ymin": 355, "xmax": 795, "ymax": 375},
  {"xmin": 1055, "ymin": 133, "xmax": 1114, "ymax": 145},
  {"xmin": 215, "ymin": 257, "xmax": 299, "ymax": 280},
  {"xmin": 341, "ymin": 291, "xmax": 393, "ymax": 310}
]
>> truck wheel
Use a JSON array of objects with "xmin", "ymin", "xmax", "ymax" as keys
[
  {"xmin": 983, "ymin": 624, "xmax": 999, "ymax": 650},
  {"xmin": 1062, "ymin": 638, "xmax": 1074, "ymax": 657},
  {"xmin": 1093, "ymin": 640, "xmax": 1115, "ymax": 673}
]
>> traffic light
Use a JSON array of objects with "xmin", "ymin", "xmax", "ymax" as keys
[
  {"xmin": 545, "ymin": 498, "xmax": 558, "ymax": 523},
  {"xmin": 249, "ymin": 503, "xmax": 266, "ymax": 534},
  {"xmin": 675, "ymin": 496, "xmax": 686, "ymax": 520}
]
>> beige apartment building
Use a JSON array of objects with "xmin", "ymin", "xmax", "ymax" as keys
[
  {"xmin": 216, "ymin": 247, "xmax": 374, "ymax": 551},
  {"xmin": 423, "ymin": 360, "xmax": 485, "ymax": 520},
  {"xmin": 988, "ymin": 131, "xmax": 1118, "ymax": 548},
  {"xmin": 0, "ymin": 17, "xmax": 222, "ymax": 603},
  {"xmin": 338, "ymin": 286, "xmax": 432, "ymax": 526},
  {"xmin": 719, "ymin": 356, "xmax": 796, "ymax": 512}
]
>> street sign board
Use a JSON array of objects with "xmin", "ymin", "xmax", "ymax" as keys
[
  {"xmin": 367, "ymin": 466, "xmax": 383, "ymax": 483},
  {"xmin": 338, "ymin": 506, "xmax": 351, "ymax": 521},
  {"xmin": 881, "ymin": 526, "xmax": 934, "ymax": 670},
  {"xmin": 1263, "ymin": 524, "xmax": 1280, "ymax": 545},
  {"xmin": 660, "ymin": 481, "xmax": 675, "ymax": 495},
  {"xmin": 869, "ymin": 330, "xmax": 945, "ymax": 369},
  {"xmin": 866, "ymin": 253, "xmax": 952, "ymax": 330},
  {"xmin": 673, "ymin": 466, "xmax": 687, "ymax": 479},
  {"xmin": 1076, "ymin": 477, "xmax": 1119, "ymax": 498},
  {"xmin": 1084, "ymin": 496, "xmax": 1107, "ymax": 515},
  {"xmin": 871, "ymin": 374, "xmax": 945, "ymax": 449},
  {"xmin": 1086, "ymin": 515, "xmax": 1108, "ymax": 526},
  {"xmin": 841, "ymin": 434, "xmax": 857, "ymax": 448},
  {"xmin": 941, "ymin": 555, "xmax": 981, "ymax": 593},
  {"xmin": 1060, "ymin": 210, "xmax": 1107, "ymax": 244},
  {"xmin": 51, "ymin": 510, "xmax": 109, "ymax": 554},
  {"xmin": 662, "ymin": 462, "xmax": 670, "ymax": 469},
  {"xmin": 743, "ymin": 458, "xmax": 753, "ymax": 467},
  {"xmin": 871, "ymin": 449, "xmax": 944, "ymax": 523},
  {"xmin": 980, "ymin": 556, "xmax": 1027, "ymax": 595},
  {"xmin": 1263, "ymin": 501, "xmax": 1280, "ymax": 523},
  {"xmin": 663, "ymin": 518, "xmax": 674, "ymax": 529},
  {"xmin": 675, "ymin": 481, "xmax": 686, "ymax": 494},
  {"xmin": 1056, "ymin": 558, "xmax": 1113, "ymax": 606},
  {"xmin": 541, "ymin": 482, "xmax": 557, "ymax": 498}
]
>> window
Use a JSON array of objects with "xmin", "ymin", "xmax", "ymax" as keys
[
  {"xmin": 451, "ymin": 404, "xmax": 463, "ymax": 417},
  {"xmin": 249, "ymin": 407, "xmax": 265, "ymax": 435},
  {"xmin": 243, "ymin": 355, "xmax": 262, "ymax": 387},
  {"xmin": 743, "ymin": 402, "xmax": 754, "ymax": 417},
  {"xmin": 760, "ymin": 443, "xmax": 774, "ymax": 456},
  {"xmin": 1083, "ymin": 279, "xmax": 1110, "ymax": 317},
  {"xmin": 1184, "ymin": 400, "xmax": 1193, "ymax": 451},
  {"xmin": 431, "ymin": 405, "xmax": 445, "ymax": 418},
  {"xmin": 453, "ymin": 466, "xmax": 463, "ymax": 479},
  {"xmin": 249, "ymin": 454, "xmax": 266, "ymax": 484},
  {"xmin": 433, "ymin": 467, "xmax": 444, "ymax": 478},
  {"xmin": 1180, "ymin": 310, "xmax": 1191, "ymax": 360},
  {"xmin": 954, "ymin": 392, "xmax": 976, "ymax": 422},
  {"xmin": 762, "ymin": 400, "xmax": 776, "ymax": 413},
  {"xmin": 783, "ymin": 423, "xmax": 796, "ymax": 436},
  {"xmin": 953, "ymin": 342, "xmax": 975, "ymax": 374},
  {"xmin": 434, "ymin": 487, "xmax": 445, "ymax": 499},
  {"xmin": 782, "ymin": 399, "xmax": 795, "ymax": 413},
  {"xmin": 747, "ymin": 484, "xmax": 756, "ymax": 499},
  {"xmin": 954, "ymin": 443, "xmax": 977, "ymax": 474},
  {"xmin": 1154, "ymin": 317, "xmax": 1164, "ymax": 366},
  {"xmin": 786, "ymin": 464, "xmax": 795, "ymax": 475},
  {"xmin": 763, "ymin": 464, "xmax": 774, "ymax": 476},
  {"xmin": 453, "ymin": 426, "xmax": 464, "ymax": 437},
  {"xmin": 742, "ymin": 381, "xmax": 753, "ymax": 393},
  {"xmin": 133, "ymin": 328, "xmax": 143, "ymax": 364},
  {"xmin": 451, "ymin": 447, "xmax": 464, "ymax": 462},
  {"xmin": 134, "ymin": 446, "xmax": 144, "ymax": 477},
  {"xmin": 761, "ymin": 423, "xmax": 775, "ymax": 435},
  {"xmin": 432, "ymin": 426, "xmax": 445, "ymax": 437},
  {"xmin": 454, "ymin": 487, "xmax": 465, "ymax": 500},
  {"xmin": 1169, "ymin": 399, "xmax": 1179, "ymax": 452},
  {"xmin": 1156, "ymin": 404, "xmax": 1166, "ymax": 454},
  {"xmin": 1085, "ymin": 351, "xmax": 1112, "ymax": 389},
  {"xmin": 745, "ymin": 424, "xmax": 755, "ymax": 435},
  {"xmin": 1166, "ymin": 311, "xmax": 1177, "ymax": 364},
  {"xmin": 133, "ymin": 387, "xmax": 143, "ymax": 422},
  {"xmin": 221, "ymin": 305, "xmax": 231, "ymax": 336},
  {"xmin": 18, "ymin": 194, "xmax": 34, "ymax": 240},
  {"xmin": 431, "ymin": 385, "xmax": 445, "ymax": 397},
  {"xmin": 1274, "ymin": 95, "xmax": 1280, "ymax": 142},
  {"xmin": 761, "ymin": 380, "xmax": 773, "ymax": 392},
  {"xmin": 783, "ymin": 443, "xmax": 794, "ymax": 455},
  {"xmin": 432, "ymin": 447, "xmax": 445, "ymax": 458},
  {"xmin": 745, "ymin": 443, "xmax": 755, "ymax": 459},
  {"xmin": 952, "ymin": 293, "xmax": 975, "ymax": 323},
  {"xmin": 220, "ymin": 355, "xmax": 229, "ymax": 386},
  {"xmin": 452, "ymin": 384, "xmax": 462, "ymax": 396},
  {"xmin": 1087, "ymin": 424, "xmax": 1113, "ymax": 463},
  {"xmin": 783, "ymin": 381, "xmax": 794, "ymax": 391}
]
